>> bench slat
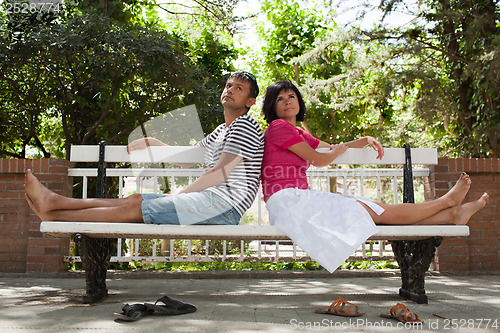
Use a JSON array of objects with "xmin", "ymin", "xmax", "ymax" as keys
[
  {"xmin": 70, "ymin": 146, "xmax": 438, "ymax": 165},
  {"xmin": 70, "ymin": 146, "xmax": 206, "ymax": 164},
  {"xmin": 40, "ymin": 221, "xmax": 469, "ymax": 241},
  {"xmin": 316, "ymin": 147, "xmax": 438, "ymax": 165},
  {"xmin": 67, "ymin": 167, "xmax": 430, "ymax": 178}
]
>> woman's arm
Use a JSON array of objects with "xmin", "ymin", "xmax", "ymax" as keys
[
  {"xmin": 316, "ymin": 140, "xmax": 332, "ymax": 148},
  {"xmin": 177, "ymin": 152, "xmax": 242, "ymax": 194},
  {"xmin": 288, "ymin": 136, "xmax": 384, "ymax": 167},
  {"xmin": 287, "ymin": 142, "xmax": 348, "ymax": 167}
]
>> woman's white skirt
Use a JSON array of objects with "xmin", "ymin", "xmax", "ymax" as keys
[{"xmin": 266, "ymin": 188, "xmax": 383, "ymax": 273}]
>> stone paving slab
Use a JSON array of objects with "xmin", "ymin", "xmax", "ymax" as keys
[{"xmin": 0, "ymin": 272, "xmax": 499, "ymax": 332}]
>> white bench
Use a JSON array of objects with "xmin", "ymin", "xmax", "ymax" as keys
[{"xmin": 40, "ymin": 143, "xmax": 469, "ymax": 304}]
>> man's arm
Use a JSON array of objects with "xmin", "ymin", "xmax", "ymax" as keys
[
  {"xmin": 127, "ymin": 137, "xmax": 167, "ymax": 153},
  {"xmin": 177, "ymin": 152, "xmax": 242, "ymax": 194},
  {"xmin": 127, "ymin": 137, "xmax": 198, "ymax": 168}
]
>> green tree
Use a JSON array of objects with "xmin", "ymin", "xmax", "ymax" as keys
[
  {"xmin": 185, "ymin": 29, "xmax": 239, "ymax": 134},
  {"xmin": 248, "ymin": 0, "xmax": 498, "ymax": 156},
  {"xmin": 328, "ymin": 0, "xmax": 500, "ymax": 157},
  {"xmin": 0, "ymin": 0, "xmax": 240, "ymax": 159},
  {"xmin": 255, "ymin": 0, "xmax": 328, "ymax": 83},
  {"xmin": 0, "ymin": 15, "xmax": 204, "ymax": 158},
  {"xmin": 155, "ymin": 0, "xmax": 239, "ymax": 36},
  {"xmin": 413, "ymin": 0, "xmax": 500, "ymax": 157},
  {"xmin": 154, "ymin": 1, "xmax": 241, "ymax": 134},
  {"xmin": 249, "ymin": 0, "xmax": 392, "ymax": 144},
  {"xmin": 295, "ymin": 26, "xmax": 439, "ymax": 147}
]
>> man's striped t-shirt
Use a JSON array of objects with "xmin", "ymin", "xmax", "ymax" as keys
[{"xmin": 198, "ymin": 114, "xmax": 264, "ymax": 217}]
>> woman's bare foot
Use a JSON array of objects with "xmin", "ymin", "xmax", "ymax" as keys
[
  {"xmin": 454, "ymin": 192, "xmax": 489, "ymax": 225},
  {"xmin": 441, "ymin": 173, "xmax": 472, "ymax": 207},
  {"xmin": 24, "ymin": 169, "xmax": 61, "ymax": 213}
]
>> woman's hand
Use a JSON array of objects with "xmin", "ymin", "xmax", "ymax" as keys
[
  {"xmin": 330, "ymin": 143, "xmax": 349, "ymax": 155},
  {"xmin": 321, "ymin": 143, "xmax": 348, "ymax": 164},
  {"xmin": 328, "ymin": 136, "xmax": 384, "ymax": 160},
  {"xmin": 366, "ymin": 137, "xmax": 384, "ymax": 160}
]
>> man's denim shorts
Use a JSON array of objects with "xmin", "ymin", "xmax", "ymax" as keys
[{"xmin": 141, "ymin": 190, "xmax": 241, "ymax": 225}]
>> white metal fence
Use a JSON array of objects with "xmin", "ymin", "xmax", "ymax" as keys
[{"xmin": 65, "ymin": 166, "xmax": 429, "ymax": 266}]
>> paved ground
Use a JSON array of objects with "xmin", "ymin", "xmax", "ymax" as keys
[{"xmin": 0, "ymin": 271, "xmax": 499, "ymax": 333}]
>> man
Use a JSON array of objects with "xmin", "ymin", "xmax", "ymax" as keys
[{"xmin": 25, "ymin": 71, "xmax": 264, "ymax": 225}]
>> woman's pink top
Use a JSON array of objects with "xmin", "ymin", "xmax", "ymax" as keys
[{"xmin": 261, "ymin": 119, "xmax": 320, "ymax": 199}]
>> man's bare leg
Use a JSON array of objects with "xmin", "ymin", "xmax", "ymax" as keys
[
  {"xmin": 26, "ymin": 194, "xmax": 144, "ymax": 223},
  {"xmin": 24, "ymin": 169, "xmax": 140, "ymax": 213},
  {"xmin": 360, "ymin": 173, "xmax": 472, "ymax": 225}
]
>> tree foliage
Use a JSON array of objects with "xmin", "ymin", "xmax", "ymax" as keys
[
  {"xmin": 2, "ymin": 0, "xmax": 498, "ymax": 159},
  {"xmin": 310, "ymin": 0, "xmax": 499, "ymax": 156},
  {"xmin": 256, "ymin": 0, "xmax": 328, "ymax": 82},
  {"xmin": 1, "ymin": 14, "xmax": 201, "ymax": 158},
  {"xmin": 155, "ymin": 0, "xmax": 239, "ymax": 36},
  {"xmin": 370, "ymin": 0, "xmax": 500, "ymax": 157},
  {"xmin": 252, "ymin": 0, "xmax": 392, "ymax": 144},
  {"xmin": 0, "ymin": 0, "xmax": 239, "ymax": 159},
  {"xmin": 249, "ymin": 0, "xmax": 498, "ymax": 157}
]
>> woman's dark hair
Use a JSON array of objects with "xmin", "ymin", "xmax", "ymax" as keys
[{"xmin": 262, "ymin": 80, "xmax": 306, "ymax": 124}]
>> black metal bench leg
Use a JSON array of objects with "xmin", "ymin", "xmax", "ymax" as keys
[
  {"xmin": 391, "ymin": 237, "xmax": 442, "ymax": 304},
  {"xmin": 75, "ymin": 234, "xmax": 114, "ymax": 303},
  {"xmin": 72, "ymin": 140, "xmax": 114, "ymax": 303}
]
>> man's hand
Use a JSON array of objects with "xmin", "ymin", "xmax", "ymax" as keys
[{"xmin": 127, "ymin": 137, "xmax": 166, "ymax": 154}]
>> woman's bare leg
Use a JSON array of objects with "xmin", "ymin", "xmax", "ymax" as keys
[
  {"xmin": 24, "ymin": 169, "xmax": 140, "ymax": 213},
  {"xmin": 359, "ymin": 173, "xmax": 474, "ymax": 225},
  {"xmin": 26, "ymin": 194, "xmax": 144, "ymax": 223},
  {"xmin": 360, "ymin": 192, "xmax": 488, "ymax": 226},
  {"xmin": 412, "ymin": 193, "xmax": 489, "ymax": 225}
]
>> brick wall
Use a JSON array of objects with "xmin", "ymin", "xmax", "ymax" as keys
[
  {"xmin": 426, "ymin": 158, "xmax": 500, "ymax": 272},
  {"xmin": 0, "ymin": 159, "xmax": 73, "ymax": 272}
]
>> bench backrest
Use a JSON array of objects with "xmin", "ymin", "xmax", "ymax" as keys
[
  {"xmin": 70, "ymin": 145, "xmax": 438, "ymax": 165},
  {"xmin": 69, "ymin": 143, "xmax": 437, "ymax": 206}
]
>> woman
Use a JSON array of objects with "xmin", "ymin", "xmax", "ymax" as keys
[{"xmin": 261, "ymin": 80, "xmax": 488, "ymax": 273}]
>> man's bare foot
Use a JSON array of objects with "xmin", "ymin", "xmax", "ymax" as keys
[
  {"xmin": 441, "ymin": 173, "xmax": 472, "ymax": 207},
  {"xmin": 454, "ymin": 192, "xmax": 489, "ymax": 225},
  {"xmin": 24, "ymin": 169, "xmax": 61, "ymax": 213},
  {"xmin": 25, "ymin": 194, "xmax": 50, "ymax": 221}
]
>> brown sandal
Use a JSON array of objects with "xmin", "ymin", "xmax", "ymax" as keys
[
  {"xmin": 380, "ymin": 303, "xmax": 423, "ymax": 323},
  {"xmin": 315, "ymin": 297, "xmax": 365, "ymax": 317}
]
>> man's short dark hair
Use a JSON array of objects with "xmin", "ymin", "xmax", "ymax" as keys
[
  {"xmin": 229, "ymin": 71, "xmax": 259, "ymax": 98},
  {"xmin": 262, "ymin": 80, "xmax": 306, "ymax": 124}
]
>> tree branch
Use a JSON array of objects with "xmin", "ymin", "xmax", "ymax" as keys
[
  {"xmin": 0, "ymin": 150, "xmax": 23, "ymax": 159},
  {"xmin": 34, "ymin": 135, "xmax": 50, "ymax": 158}
]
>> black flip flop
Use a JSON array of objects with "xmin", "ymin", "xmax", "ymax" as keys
[
  {"xmin": 144, "ymin": 296, "xmax": 197, "ymax": 315},
  {"xmin": 113, "ymin": 303, "xmax": 153, "ymax": 321}
]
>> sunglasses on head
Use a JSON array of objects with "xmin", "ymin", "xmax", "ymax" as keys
[
  {"xmin": 233, "ymin": 71, "xmax": 257, "ymax": 84},
  {"xmin": 241, "ymin": 71, "xmax": 257, "ymax": 83}
]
